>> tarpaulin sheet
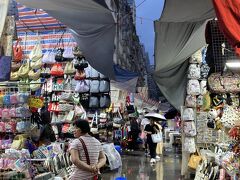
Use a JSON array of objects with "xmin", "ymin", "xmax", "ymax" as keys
[
  {"xmin": 154, "ymin": 0, "xmax": 215, "ymax": 110},
  {"xmin": 17, "ymin": 0, "xmax": 116, "ymax": 79}
]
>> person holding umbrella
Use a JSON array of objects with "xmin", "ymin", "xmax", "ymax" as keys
[
  {"xmin": 144, "ymin": 112, "xmax": 165, "ymax": 164},
  {"xmin": 144, "ymin": 117, "xmax": 160, "ymax": 164}
]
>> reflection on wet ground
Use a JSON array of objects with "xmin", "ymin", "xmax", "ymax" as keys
[{"xmin": 102, "ymin": 150, "xmax": 182, "ymax": 180}]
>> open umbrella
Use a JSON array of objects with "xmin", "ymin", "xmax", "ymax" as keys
[{"xmin": 145, "ymin": 112, "xmax": 166, "ymax": 121}]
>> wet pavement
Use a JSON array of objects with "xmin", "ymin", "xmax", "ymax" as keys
[{"xmin": 101, "ymin": 150, "xmax": 182, "ymax": 180}]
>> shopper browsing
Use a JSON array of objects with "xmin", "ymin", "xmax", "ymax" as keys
[{"xmin": 69, "ymin": 120, "xmax": 106, "ymax": 180}]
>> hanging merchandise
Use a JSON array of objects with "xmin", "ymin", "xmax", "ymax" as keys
[
  {"xmin": 64, "ymin": 61, "xmax": 75, "ymax": 75},
  {"xmin": 11, "ymin": 62, "xmax": 21, "ymax": 72},
  {"xmin": 55, "ymin": 48, "xmax": 64, "ymax": 62},
  {"xmin": 13, "ymin": 38, "xmax": 23, "ymax": 62},
  {"xmin": 0, "ymin": 46, "xmax": 11, "ymax": 81},
  {"xmin": 62, "ymin": 46, "xmax": 74, "ymax": 60},
  {"xmin": 187, "ymin": 79, "xmax": 201, "ymax": 95},
  {"xmin": 100, "ymin": 94, "xmax": 111, "ymax": 108},
  {"xmin": 189, "ymin": 49, "xmax": 202, "ymax": 64},
  {"xmin": 89, "ymin": 80, "xmax": 100, "ymax": 93},
  {"xmin": 182, "ymin": 108, "xmax": 195, "ymax": 121},
  {"xmin": 74, "ymin": 57, "xmax": 88, "ymax": 70},
  {"xmin": 29, "ymin": 36, "xmax": 42, "ymax": 65},
  {"xmin": 183, "ymin": 121, "xmax": 197, "ymax": 136},
  {"xmin": 18, "ymin": 60, "xmax": 30, "ymax": 78},
  {"xmin": 185, "ymin": 95, "xmax": 197, "ymax": 108},
  {"xmin": 50, "ymin": 63, "xmax": 64, "ymax": 76},
  {"xmin": 188, "ymin": 152, "xmax": 202, "ymax": 170},
  {"xmin": 75, "ymin": 80, "xmax": 90, "ymax": 93},
  {"xmin": 72, "ymin": 46, "xmax": 83, "ymax": 57},
  {"xmin": 42, "ymin": 49, "xmax": 56, "ymax": 64},
  {"xmin": 183, "ymin": 137, "xmax": 196, "ymax": 153},
  {"xmin": 188, "ymin": 64, "xmax": 201, "ymax": 79},
  {"xmin": 220, "ymin": 105, "xmax": 239, "ymax": 129},
  {"xmin": 10, "ymin": 71, "xmax": 19, "ymax": 81},
  {"xmin": 208, "ymin": 72, "xmax": 240, "ymax": 93},
  {"xmin": 74, "ymin": 69, "xmax": 86, "ymax": 80},
  {"xmin": 28, "ymin": 69, "xmax": 41, "ymax": 80},
  {"xmin": 30, "ymin": 79, "xmax": 42, "ymax": 91},
  {"xmin": 99, "ymin": 80, "xmax": 110, "ymax": 93},
  {"xmin": 89, "ymin": 95, "xmax": 99, "ymax": 109}
]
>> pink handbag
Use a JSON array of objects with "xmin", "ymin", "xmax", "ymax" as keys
[
  {"xmin": 10, "ymin": 93, "xmax": 18, "ymax": 104},
  {"xmin": 2, "ymin": 108, "xmax": 10, "ymax": 119}
]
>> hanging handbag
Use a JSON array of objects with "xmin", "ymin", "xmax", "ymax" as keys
[
  {"xmin": 99, "ymin": 80, "xmax": 110, "ymax": 93},
  {"xmin": 220, "ymin": 105, "xmax": 239, "ymax": 128},
  {"xmin": 188, "ymin": 152, "xmax": 202, "ymax": 170},
  {"xmin": 183, "ymin": 121, "xmax": 197, "ymax": 136},
  {"xmin": 74, "ymin": 105, "xmax": 85, "ymax": 117},
  {"xmin": 100, "ymin": 94, "xmax": 111, "ymax": 108},
  {"xmin": 50, "ymin": 63, "xmax": 64, "ymax": 76},
  {"xmin": 42, "ymin": 50, "xmax": 56, "ymax": 64},
  {"xmin": 90, "ymin": 66, "xmax": 99, "ymax": 78},
  {"xmin": 89, "ymin": 96, "xmax": 99, "ymax": 108},
  {"xmin": 64, "ymin": 61, "xmax": 75, "ymax": 74},
  {"xmin": 189, "ymin": 49, "xmax": 202, "ymax": 64},
  {"xmin": 11, "ymin": 62, "xmax": 21, "ymax": 72},
  {"xmin": 29, "ymin": 36, "xmax": 42, "ymax": 62},
  {"xmin": 30, "ymin": 56, "xmax": 42, "ymax": 69},
  {"xmin": 55, "ymin": 48, "xmax": 64, "ymax": 62},
  {"xmin": 30, "ymin": 79, "xmax": 42, "ymax": 91},
  {"xmin": 74, "ymin": 69, "xmax": 86, "ymax": 80},
  {"xmin": 188, "ymin": 64, "xmax": 201, "ymax": 79},
  {"xmin": 72, "ymin": 46, "xmax": 83, "ymax": 57},
  {"xmin": 90, "ymin": 80, "xmax": 100, "ymax": 93},
  {"xmin": 28, "ymin": 69, "xmax": 41, "ymax": 80},
  {"xmin": 18, "ymin": 60, "xmax": 30, "ymax": 78},
  {"xmin": 10, "ymin": 71, "xmax": 19, "ymax": 81},
  {"xmin": 11, "ymin": 134, "xmax": 27, "ymax": 150},
  {"xmin": 74, "ymin": 57, "xmax": 88, "ymax": 70},
  {"xmin": 185, "ymin": 95, "xmax": 196, "ymax": 108},
  {"xmin": 13, "ymin": 39, "xmax": 23, "ymax": 62},
  {"xmin": 63, "ymin": 46, "xmax": 74, "ymax": 60},
  {"xmin": 187, "ymin": 79, "xmax": 201, "ymax": 95},
  {"xmin": 75, "ymin": 80, "xmax": 90, "ymax": 93},
  {"xmin": 182, "ymin": 108, "xmax": 195, "ymax": 120}
]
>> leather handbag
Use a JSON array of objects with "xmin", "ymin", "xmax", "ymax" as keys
[
  {"xmin": 13, "ymin": 39, "xmax": 23, "ymax": 62},
  {"xmin": 18, "ymin": 60, "xmax": 30, "ymax": 78},
  {"xmin": 42, "ymin": 50, "xmax": 56, "ymax": 64}
]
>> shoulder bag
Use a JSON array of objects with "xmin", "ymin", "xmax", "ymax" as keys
[{"xmin": 79, "ymin": 138, "xmax": 102, "ymax": 180}]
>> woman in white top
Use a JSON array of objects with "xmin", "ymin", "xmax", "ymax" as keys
[{"xmin": 69, "ymin": 119, "xmax": 106, "ymax": 180}]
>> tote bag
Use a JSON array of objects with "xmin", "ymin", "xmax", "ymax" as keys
[{"xmin": 151, "ymin": 132, "xmax": 162, "ymax": 143}]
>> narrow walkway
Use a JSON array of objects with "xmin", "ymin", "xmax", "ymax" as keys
[{"xmin": 102, "ymin": 150, "xmax": 182, "ymax": 180}]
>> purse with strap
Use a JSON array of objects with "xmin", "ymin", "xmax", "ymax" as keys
[{"xmin": 79, "ymin": 138, "xmax": 101, "ymax": 180}]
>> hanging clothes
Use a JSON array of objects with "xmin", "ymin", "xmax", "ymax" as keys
[{"xmin": 212, "ymin": 0, "xmax": 240, "ymax": 56}]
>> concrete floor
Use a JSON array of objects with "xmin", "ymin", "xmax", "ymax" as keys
[{"xmin": 101, "ymin": 150, "xmax": 182, "ymax": 180}]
